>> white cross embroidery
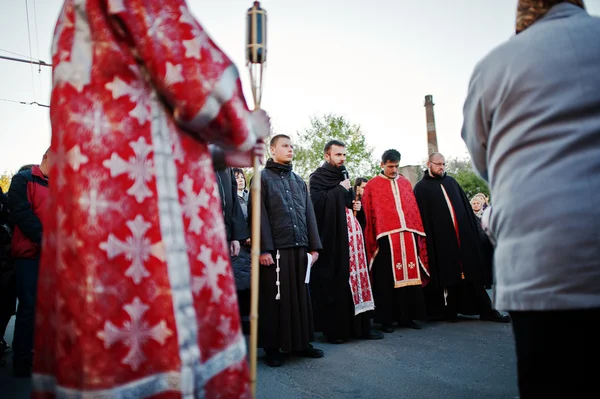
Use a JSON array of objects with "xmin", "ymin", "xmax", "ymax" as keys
[
  {"xmin": 193, "ymin": 245, "xmax": 229, "ymax": 302},
  {"xmin": 99, "ymin": 215, "xmax": 164, "ymax": 285},
  {"xmin": 97, "ymin": 297, "xmax": 173, "ymax": 371},
  {"xmin": 103, "ymin": 137, "xmax": 154, "ymax": 204},
  {"xmin": 105, "ymin": 77, "xmax": 150, "ymax": 124},
  {"xmin": 165, "ymin": 62, "xmax": 184, "ymax": 86},
  {"xmin": 179, "ymin": 174, "xmax": 210, "ymax": 234}
]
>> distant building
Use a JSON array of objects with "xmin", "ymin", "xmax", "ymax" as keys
[
  {"xmin": 399, "ymin": 165, "xmax": 423, "ymax": 187},
  {"xmin": 424, "ymin": 94, "xmax": 438, "ymax": 155}
]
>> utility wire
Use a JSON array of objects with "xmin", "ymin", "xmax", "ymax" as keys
[
  {"xmin": 0, "ymin": 97, "xmax": 49, "ymax": 108},
  {"xmin": 32, "ymin": 0, "xmax": 45, "ymax": 100},
  {"xmin": 0, "ymin": 48, "xmax": 36, "ymax": 60},
  {"xmin": 0, "ymin": 54, "xmax": 52, "ymax": 67},
  {"xmin": 24, "ymin": 0, "xmax": 37, "ymax": 102},
  {"xmin": 32, "ymin": 0, "xmax": 41, "ymax": 66}
]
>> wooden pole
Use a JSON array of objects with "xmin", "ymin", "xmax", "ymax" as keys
[
  {"xmin": 248, "ymin": 17, "xmax": 261, "ymax": 399},
  {"xmin": 246, "ymin": 4, "xmax": 266, "ymax": 396},
  {"xmin": 249, "ymin": 152, "xmax": 261, "ymax": 399}
]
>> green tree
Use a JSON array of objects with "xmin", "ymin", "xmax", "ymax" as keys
[
  {"xmin": 292, "ymin": 114, "xmax": 380, "ymax": 181},
  {"xmin": 445, "ymin": 156, "xmax": 490, "ymax": 201}
]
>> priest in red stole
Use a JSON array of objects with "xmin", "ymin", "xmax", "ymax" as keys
[
  {"xmin": 362, "ymin": 149, "xmax": 430, "ymax": 333},
  {"xmin": 32, "ymin": 1, "xmax": 269, "ymax": 397}
]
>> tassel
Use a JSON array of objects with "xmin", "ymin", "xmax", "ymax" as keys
[{"xmin": 275, "ymin": 250, "xmax": 281, "ymax": 300}]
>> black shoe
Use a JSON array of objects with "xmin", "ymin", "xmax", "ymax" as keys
[
  {"xmin": 360, "ymin": 331, "xmax": 384, "ymax": 340},
  {"xmin": 398, "ymin": 320, "xmax": 422, "ymax": 330},
  {"xmin": 0, "ymin": 339, "xmax": 9, "ymax": 352},
  {"xmin": 264, "ymin": 350, "xmax": 284, "ymax": 367},
  {"xmin": 480, "ymin": 310, "xmax": 511, "ymax": 323},
  {"xmin": 326, "ymin": 337, "xmax": 345, "ymax": 344},
  {"xmin": 298, "ymin": 344, "xmax": 324, "ymax": 359},
  {"xmin": 381, "ymin": 324, "xmax": 394, "ymax": 333}
]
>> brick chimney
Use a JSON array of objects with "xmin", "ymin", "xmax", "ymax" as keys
[{"xmin": 424, "ymin": 94, "xmax": 438, "ymax": 155}]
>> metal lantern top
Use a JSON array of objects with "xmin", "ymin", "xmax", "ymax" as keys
[{"xmin": 246, "ymin": 1, "xmax": 267, "ymax": 64}]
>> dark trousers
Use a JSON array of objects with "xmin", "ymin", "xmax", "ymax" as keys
[
  {"xmin": 12, "ymin": 258, "xmax": 39, "ymax": 365},
  {"xmin": 510, "ymin": 308, "xmax": 600, "ymax": 398},
  {"xmin": 237, "ymin": 289, "xmax": 250, "ymax": 319}
]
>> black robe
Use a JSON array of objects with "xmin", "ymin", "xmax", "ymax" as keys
[
  {"xmin": 309, "ymin": 162, "xmax": 371, "ymax": 340},
  {"xmin": 413, "ymin": 172, "xmax": 493, "ymax": 318},
  {"xmin": 249, "ymin": 160, "xmax": 322, "ymax": 352}
]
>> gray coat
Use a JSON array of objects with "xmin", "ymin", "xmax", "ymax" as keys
[{"xmin": 461, "ymin": 3, "xmax": 600, "ymax": 311}]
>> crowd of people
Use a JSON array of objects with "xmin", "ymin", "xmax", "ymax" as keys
[
  {"xmin": 222, "ymin": 139, "xmax": 509, "ymax": 368},
  {"xmin": 0, "ymin": 140, "xmax": 506, "ymax": 377},
  {"xmin": 0, "ymin": 1, "xmax": 597, "ymax": 398}
]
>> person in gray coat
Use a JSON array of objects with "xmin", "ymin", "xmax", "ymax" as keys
[{"xmin": 461, "ymin": 1, "xmax": 600, "ymax": 397}]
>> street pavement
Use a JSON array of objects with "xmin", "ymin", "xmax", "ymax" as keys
[{"xmin": 1, "ymin": 311, "xmax": 518, "ymax": 399}]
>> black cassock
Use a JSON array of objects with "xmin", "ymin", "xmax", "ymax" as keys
[
  {"xmin": 309, "ymin": 162, "xmax": 371, "ymax": 341},
  {"xmin": 413, "ymin": 173, "xmax": 494, "ymax": 319}
]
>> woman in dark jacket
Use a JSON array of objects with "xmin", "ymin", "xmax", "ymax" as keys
[{"xmin": 231, "ymin": 168, "xmax": 251, "ymax": 331}]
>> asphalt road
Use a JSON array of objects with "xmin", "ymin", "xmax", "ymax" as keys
[
  {"xmin": 1, "ymin": 311, "xmax": 518, "ymax": 399},
  {"xmin": 254, "ymin": 315, "xmax": 518, "ymax": 399}
]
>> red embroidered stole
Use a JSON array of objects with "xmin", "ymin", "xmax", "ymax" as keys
[{"xmin": 346, "ymin": 208, "xmax": 375, "ymax": 315}]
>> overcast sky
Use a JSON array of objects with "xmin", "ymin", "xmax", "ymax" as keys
[{"xmin": 1, "ymin": 0, "xmax": 599, "ymax": 173}]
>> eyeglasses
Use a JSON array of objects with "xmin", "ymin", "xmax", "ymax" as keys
[{"xmin": 430, "ymin": 162, "xmax": 446, "ymax": 167}]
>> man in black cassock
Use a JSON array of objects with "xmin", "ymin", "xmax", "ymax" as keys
[
  {"xmin": 248, "ymin": 134, "xmax": 324, "ymax": 367},
  {"xmin": 309, "ymin": 140, "xmax": 383, "ymax": 344},
  {"xmin": 413, "ymin": 152, "xmax": 509, "ymax": 323}
]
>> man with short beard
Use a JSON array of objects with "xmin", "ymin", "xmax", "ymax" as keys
[
  {"xmin": 309, "ymin": 140, "xmax": 383, "ymax": 344},
  {"xmin": 362, "ymin": 149, "xmax": 429, "ymax": 333},
  {"xmin": 461, "ymin": 1, "xmax": 600, "ymax": 396},
  {"xmin": 413, "ymin": 152, "xmax": 507, "ymax": 324},
  {"xmin": 249, "ymin": 134, "xmax": 324, "ymax": 367}
]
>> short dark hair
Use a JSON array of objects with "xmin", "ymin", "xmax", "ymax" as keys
[
  {"xmin": 269, "ymin": 134, "xmax": 291, "ymax": 147},
  {"xmin": 18, "ymin": 164, "xmax": 34, "ymax": 173},
  {"xmin": 381, "ymin": 149, "xmax": 401, "ymax": 164},
  {"xmin": 354, "ymin": 177, "xmax": 368, "ymax": 190},
  {"xmin": 324, "ymin": 140, "xmax": 346, "ymax": 154},
  {"xmin": 233, "ymin": 168, "xmax": 246, "ymax": 189}
]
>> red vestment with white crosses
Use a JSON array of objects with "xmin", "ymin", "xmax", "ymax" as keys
[{"xmin": 33, "ymin": 1, "xmax": 259, "ymax": 397}]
